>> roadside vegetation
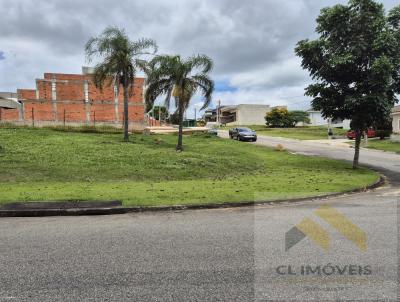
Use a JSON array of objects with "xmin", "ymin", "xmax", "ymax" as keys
[{"xmin": 0, "ymin": 126, "xmax": 378, "ymax": 207}]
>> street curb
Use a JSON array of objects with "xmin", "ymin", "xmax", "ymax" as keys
[{"xmin": 0, "ymin": 175, "xmax": 386, "ymax": 218}]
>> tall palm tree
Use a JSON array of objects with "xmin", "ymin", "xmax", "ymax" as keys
[
  {"xmin": 144, "ymin": 55, "xmax": 214, "ymax": 151},
  {"xmin": 85, "ymin": 26, "xmax": 157, "ymax": 142}
]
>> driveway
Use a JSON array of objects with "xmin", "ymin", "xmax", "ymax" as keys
[{"xmin": 0, "ymin": 133, "xmax": 398, "ymax": 301}]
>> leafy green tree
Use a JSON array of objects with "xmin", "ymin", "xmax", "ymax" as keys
[
  {"xmin": 144, "ymin": 55, "xmax": 214, "ymax": 151},
  {"xmin": 289, "ymin": 111, "xmax": 311, "ymax": 126},
  {"xmin": 265, "ymin": 108, "xmax": 303, "ymax": 128},
  {"xmin": 265, "ymin": 108, "xmax": 291, "ymax": 127},
  {"xmin": 295, "ymin": 0, "xmax": 400, "ymax": 168},
  {"xmin": 86, "ymin": 27, "xmax": 157, "ymax": 142}
]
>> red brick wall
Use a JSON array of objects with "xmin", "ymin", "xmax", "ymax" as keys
[
  {"xmin": 18, "ymin": 89, "xmax": 36, "ymax": 100},
  {"xmin": 56, "ymin": 102, "xmax": 87, "ymax": 122},
  {"xmin": 0, "ymin": 72, "xmax": 146, "ymax": 127},
  {"xmin": 0, "ymin": 108, "xmax": 19, "ymax": 121}
]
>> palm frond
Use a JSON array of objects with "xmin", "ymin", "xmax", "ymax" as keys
[{"xmin": 186, "ymin": 54, "xmax": 214, "ymax": 74}]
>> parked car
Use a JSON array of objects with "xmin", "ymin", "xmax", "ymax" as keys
[
  {"xmin": 347, "ymin": 128, "xmax": 376, "ymax": 139},
  {"xmin": 229, "ymin": 127, "xmax": 257, "ymax": 142}
]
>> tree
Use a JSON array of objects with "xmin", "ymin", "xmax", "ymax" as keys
[
  {"xmin": 265, "ymin": 108, "xmax": 310, "ymax": 127},
  {"xmin": 265, "ymin": 108, "xmax": 293, "ymax": 127},
  {"xmin": 295, "ymin": 0, "xmax": 400, "ymax": 168},
  {"xmin": 85, "ymin": 27, "xmax": 157, "ymax": 142},
  {"xmin": 289, "ymin": 110, "xmax": 311, "ymax": 126},
  {"xmin": 144, "ymin": 55, "xmax": 214, "ymax": 151}
]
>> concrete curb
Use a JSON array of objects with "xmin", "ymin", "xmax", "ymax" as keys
[{"xmin": 0, "ymin": 175, "xmax": 386, "ymax": 218}]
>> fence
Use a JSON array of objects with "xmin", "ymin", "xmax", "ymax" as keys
[{"xmin": 0, "ymin": 101, "xmax": 151, "ymax": 130}]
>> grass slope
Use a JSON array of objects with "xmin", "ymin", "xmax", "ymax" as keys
[
  {"xmin": 0, "ymin": 126, "xmax": 378, "ymax": 206},
  {"xmin": 358, "ymin": 139, "xmax": 400, "ymax": 154}
]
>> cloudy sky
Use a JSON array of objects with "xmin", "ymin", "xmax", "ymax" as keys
[{"xmin": 0, "ymin": 0, "xmax": 398, "ymax": 116}]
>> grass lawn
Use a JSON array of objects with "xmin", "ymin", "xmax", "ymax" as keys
[
  {"xmin": 0, "ymin": 126, "xmax": 378, "ymax": 207},
  {"xmin": 354, "ymin": 139, "xmax": 400, "ymax": 154},
  {"xmin": 223, "ymin": 125, "xmax": 347, "ymax": 140}
]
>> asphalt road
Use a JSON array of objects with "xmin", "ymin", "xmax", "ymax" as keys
[{"xmin": 0, "ymin": 134, "xmax": 399, "ymax": 302}]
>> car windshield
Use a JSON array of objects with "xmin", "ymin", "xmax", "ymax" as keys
[{"xmin": 238, "ymin": 128, "xmax": 252, "ymax": 132}]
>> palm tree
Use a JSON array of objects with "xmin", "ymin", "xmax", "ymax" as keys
[
  {"xmin": 85, "ymin": 26, "xmax": 157, "ymax": 142},
  {"xmin": 144, "ymin": 55, "xmax": 214, "ymax": 151}
]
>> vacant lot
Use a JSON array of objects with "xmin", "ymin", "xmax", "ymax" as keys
[
  {"xmin": 224, "ymin": 125, "xmax": 347, "ymax": 140},
  {"xmin": 0, "ymin": 126, "xmax": 378, "ymax": 206}
]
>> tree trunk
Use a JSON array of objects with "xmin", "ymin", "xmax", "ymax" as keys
[
  {"xmin": 123, "ymin": 77, "xmax": 130, "ymax": 142},
  {"xmin": 176, "ymin": 100, "xmax": 184, "ymax": 152},
  {"xmin": 353, "ymin": 130, "xmax": 362, "ymax": 169}
]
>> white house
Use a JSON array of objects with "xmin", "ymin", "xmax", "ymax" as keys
[
  {"xmin": 219, "ymin": 104, "xmax": 284, "ymax": 126},
  {"xmin": 307, "ymin": 110, "xmax": 351, "ymax": 129},
  {"xmin": 391, "ymin": 106, "xmax": 400, "ymax": 142}
]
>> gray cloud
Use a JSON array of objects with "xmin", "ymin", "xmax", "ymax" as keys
[
  {"xmin": 0, "ymin": 52, "xmax": 4, "ymax": 60},
  {"xmin": 0, "ymin": 0, "xmax": 398, "ymax": 112}
]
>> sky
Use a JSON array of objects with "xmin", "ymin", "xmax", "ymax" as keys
[{"xmin": 0, "ymin": 0, "xmax": 398, "ymax": 117}]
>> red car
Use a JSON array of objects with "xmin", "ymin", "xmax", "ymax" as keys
[{"xmin": 347, "ymin": 128, "xmax": 376, "ymax": 139}]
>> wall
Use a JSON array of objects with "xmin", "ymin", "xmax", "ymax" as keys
[
  {"xmin": 308, "ymin": 111, "xmax": 351, "ymax": 130},
  {"xmin": 392, "ymin": 112, "xmax": 400, "ymax": 134},
  {"xmin": 0, "ymin": 71, "xmax": 147, "ymax": 130},
  {"xmin": 236, "ymin": 104, "xmax": 271, "ymax": 125},
  {"xmin": 308, "ymin": 111, "xmax": 327, "ymax": 126}
]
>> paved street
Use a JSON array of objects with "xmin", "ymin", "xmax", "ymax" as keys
[{"xmin": 0, "ymin": 134, "xmax": 399, "ymax": 301}]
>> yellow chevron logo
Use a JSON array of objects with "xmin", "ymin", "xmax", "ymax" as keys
[{"xmin": 285, "ymin": 205, "xmax": 367, "ymax": 252}]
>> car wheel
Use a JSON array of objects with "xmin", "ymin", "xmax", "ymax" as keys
[
  {"xmin": 252, "ymin": 139, "xmax": 257, "ymax": 142},
  {"xmin": 237, "ymin": 136, "xmax": 241, "ymax": 141}
]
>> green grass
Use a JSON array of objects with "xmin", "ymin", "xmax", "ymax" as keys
[
  {"xmin": 223, "ymin": 125, "xmax": 347, "ymax": 140},
  {"xmin": 351, "ymin": 139, "xmax": 400, "ymax": 154},
  {"xmin": 0, "ymin": 126, "xmax": 378, "ymax": 207}
]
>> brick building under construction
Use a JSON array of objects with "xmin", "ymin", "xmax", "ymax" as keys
[{"xmin": 0, "ymin": 67, "xmax": 152, "ymax": 129}]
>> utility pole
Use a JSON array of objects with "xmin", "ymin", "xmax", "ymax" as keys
[{"xmin": 194, "ymin": 108, "xmax": 197, "ymax": 127}]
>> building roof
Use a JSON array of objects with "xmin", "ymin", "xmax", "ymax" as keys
[{"xmin": 0, "ymin": 97, "xmax": 21, "ymax": 109}]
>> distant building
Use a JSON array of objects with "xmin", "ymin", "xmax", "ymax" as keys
[
  {"xmin": 204, "ymin": 107, "xmax": 225, "ymax": 123},
  {"xmin": 219, "ymin": 104, "xmax": 281, "ymax": 126},
  {"xmin": 391, "ymin": 106, "xmax": 400, "ymax": 142},
  {"xmin": 307, "ymin": 110, "xmax": 351, "ymax": 129}
]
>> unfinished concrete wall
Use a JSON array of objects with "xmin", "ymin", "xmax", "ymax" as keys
[{"xmin": 236, "ymin": 104, "xmax": 271, "ymax": 125}]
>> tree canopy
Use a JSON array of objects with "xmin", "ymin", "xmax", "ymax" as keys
[
  {"xmin": 295, "ymin": 0, "xmax": 400, "ymax": 167},
  {"xmin": 265, "ymin": 108, "xmax": 310, "ymax": 128}
]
